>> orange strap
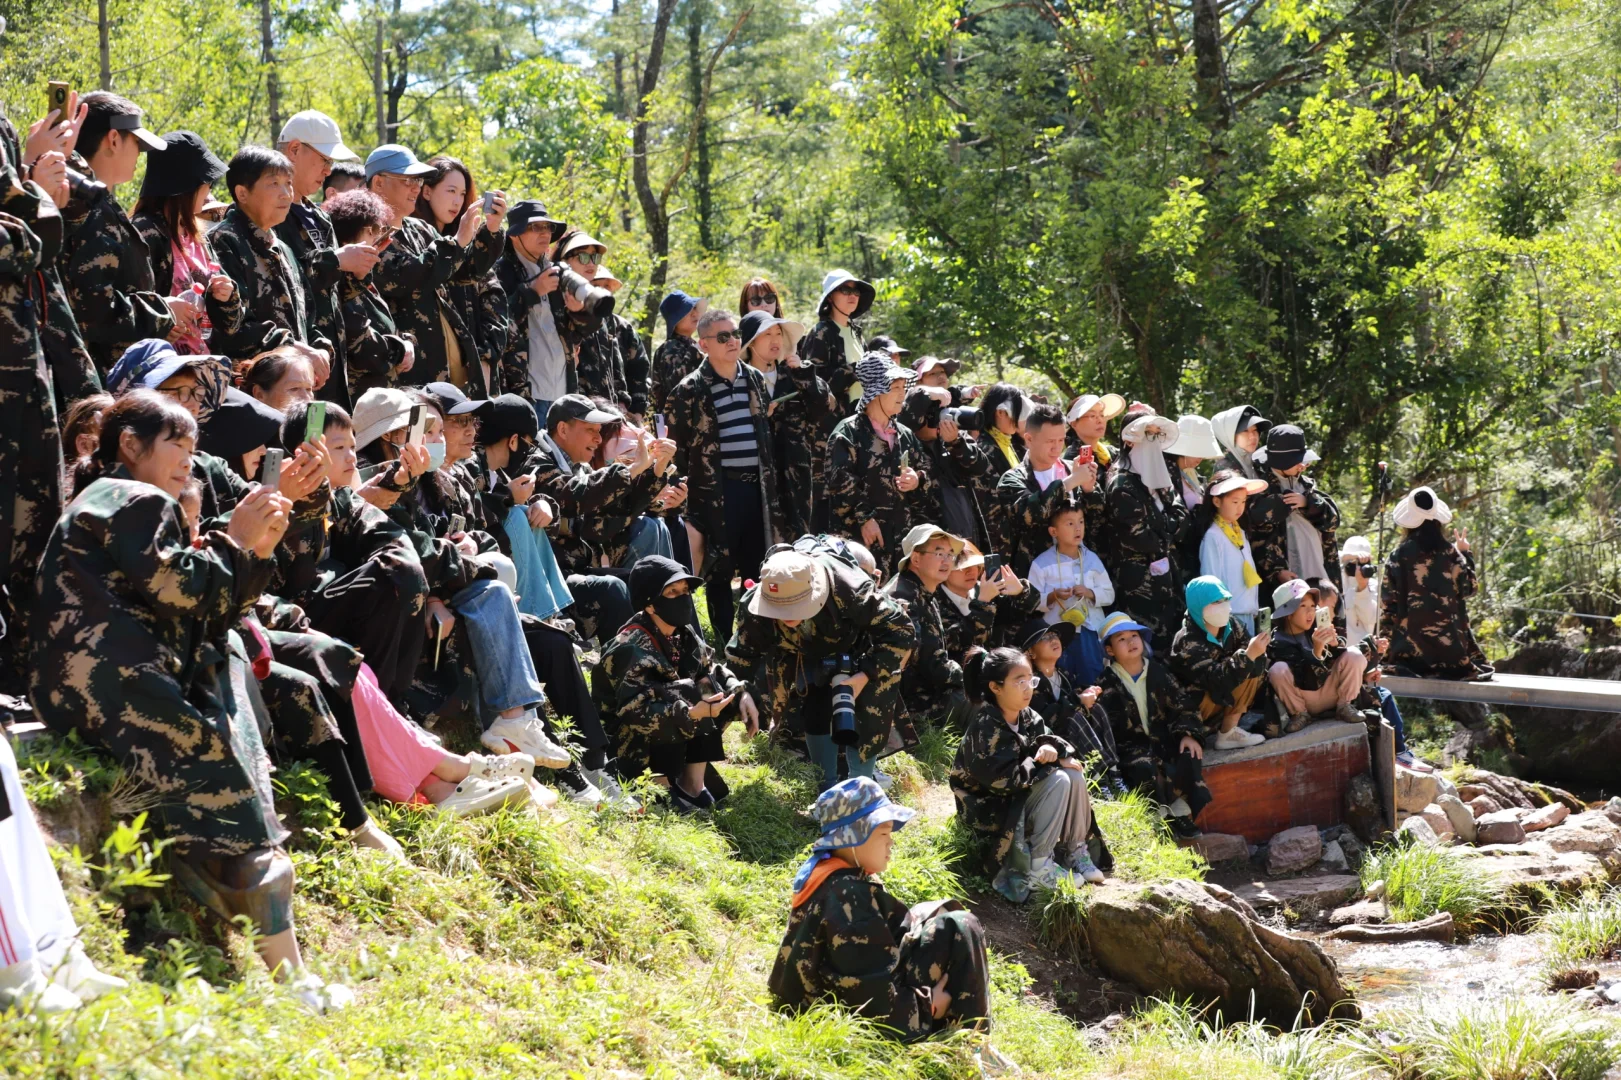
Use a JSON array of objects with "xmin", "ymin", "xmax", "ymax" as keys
[{"xmin": 791, "ymin": 856, "xmax": 860, "ymax": 909}]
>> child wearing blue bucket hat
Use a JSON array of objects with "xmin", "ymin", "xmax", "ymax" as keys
[{"xmin": 768, "ymin": 777, "xmax": 992, "ymax": 1042}]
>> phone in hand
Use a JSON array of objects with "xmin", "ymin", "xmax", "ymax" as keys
[
  {"xmin": 260, "ymin": 447, "xmax": 285, "ymax": 491},
  {"xmin": 303, "ymin": 400, "xmax": 327, "ymax": 444},
  {"xmin": 47, "ymin": 81, "xmax": 70, "ymax": 117},
  {"xmin": 771, "ymin": 390, "xmax": 800, "ymax": 405},
  {"xmin": 1257, "ymin": 608, "xmax": 1272, "ymax": 635},
  {"xmin": 448, "ymin": 513, "xmax": 466, "ymax": 537},
  {"xmin": 482, "ymin": 191, "xmax": 495, "ymax": 214},
  {"xmin": 1075, "ymin": 444, "xmax": 1095, "ymax": 466},
  {"xmin": 981, "ymin": 554, "xmax": 1003, "ymax": 578},
  {"xmin": 1315, "ymin": 605, "xmax": 1333, "ymax": 630},
  {"xmin": 654, "ymin": 413, "xmax": 667, "ymax": 440},
  {"xmin": 407, "ymin": 404, "xmax": 426, "ymax": 447}
]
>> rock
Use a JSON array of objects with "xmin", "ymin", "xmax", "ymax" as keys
[
  {"xmin": 1522, "ymin": 803, "xmax": 1571, "ymax": 833},
  {"xmin": 1475, "ymin": 810, "xmax": 1528, "ymax": 847},
  {"xmin": 1077, "ymin": 878, "xmax": 1358, "ymax": 1025},
  {"xmin": 1605, "ymin": 797, "xmax": 1621, "ymax": 826},
  {"xmin": 1435, "ymin": 773, "xmax": 1459, "ymax": 800},
  {"xmin": 1319, "ymin": 840, "xmax": 1349, "ymax": 873},
  {"xmin": 1395, "ymin": 768, "xmax": 1442, "ymax": 814},
  {"xmin": 1329, "ymin": 899, "xmax": 1387, "ymax": 926},
  {"xmin": 1267, "ymin": 825, "xmax": 1323, "ymax": 876},
  {"xmin": 1444, "ymin": 726, "xmax": 1498, "ymax": 768},
  {"xmin": 1542, "ymin": 811, "xmax": 1621, "ymax": 867},
  {"xmin": 1343, "ymin": 772, "xmax": 1384, "ymax": 843},
  {"xmin": 1338, "ymin": 831, "xmax": 1365, "ymax": 871},
  {"xmin": 1397, "ymin": 815, "xmax": 1441, "ymax": 845},
  {"xmin": 1468, "ymin": 794, "xmax": 1504, "ymax": 818},
  {"xmin": 1457, "ymin": 783, "xmax": 1489, "ymax": 802},
  {"xmin": 1459, "ymin": 770, "xmax": 1536, "ymax": 811},
  {"xmin": 1436, "ymin": 794, "xmax": 1478, "ymax": 843},
  {"xmin": 1494, "ymin": 642, "xmax": 1621, "ymax": 787},
  {"xmin": 1191, "ymin": 832, "xmax": 1250, "ymax": 865},
  {"xmin": 1418, "ymin": 804, "xmax": 1457, "ymax": 840},
  {"xmin": 1605, "ymin": 983, "xmax": 1621, "ymax": 1005},
  {"xmin": 1365, "ymin": 879, "xmax": 1386, "ymax": 902},
  {"xmin": 1461, "ymin": 845, "xmax": 1609, "ymax": 899},
  {"xmin": 1322, "ymin": 913, "xmax": 1456, "ymax": 944},
  {"xmin": 1231, "ymin": 875, "xmax": 1363, "ymax": 915}
]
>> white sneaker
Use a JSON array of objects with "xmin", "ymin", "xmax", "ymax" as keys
[
  {"xmin": 348, "ymin": 820, "xmax": 408, "ymax": 863},
  {"xmin": 435, "ymin": 775, "xmax": 529, "ymax": 817},
  {"xmin": 286, "ymin": 970, "xmax": 355, "ymax": 1014},
  {"xmin": 1213, "ymin": 727, "xmax": 1266, "ymax": 750},
  {"xmin": 481, "ymin": 711, "xmax": 571, "ymax": 768},
  {"xmin": 565, "ymin": 775, "xmax": 604, "ymax": 807},
  {"xmin": 0, "ymin": 959, "xmax": 82, "ymax": 1015},
  {"xmin": 581, "ymin": 767, "xmax": 641, "ymax": 812},
  {"xmin": 50, "ymin": 945, "xmax": 128, "ymax": 1002},
  {"xmin": 467, "ymin": 751, "xmax": 536, "ymax": 782},
  {"xmin": 1167, "ymin": 797, "xmax": 1192, "ymax": 818}
]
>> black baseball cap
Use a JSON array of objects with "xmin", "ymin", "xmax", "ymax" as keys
[
  {"xmin": 423, "ymin": 381, "xmax": 491, "ymax": 417},
  {"xmin": 480, "ymin": 394, "xmax": 539, "ymax": 445},
  {"xmin": 546, "ymin": 393, "xmax": 620, "ymax": 430},
  {"xmin": 629, "ymin": 555, "xmax": 703, "ymax": 611},
  {"xmin": 506, "ymin": 200, "xmax": 567, "ymax": 237},
  {"xmin": 1255, "ymin": 423, "xmax": 1308, "ymax": 471}
]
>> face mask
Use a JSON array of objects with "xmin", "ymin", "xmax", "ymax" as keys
[
  {"xmin": 1203, "ymin": 600, "xmax": 1232, "ymax": 629},
  {"xmin": 650, "ymin": 593, "xmax": 689, "ymax": 629},
  {"xmin": 426, "ymin": 442, "xmax": 446, "ymax": 471}
]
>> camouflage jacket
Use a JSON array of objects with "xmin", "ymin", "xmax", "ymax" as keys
[
  {"xmin": 884, "ymin": 569, "xmax": 963, "ymax": 712},
  {"xmin": 908, "ymin": 426, "xmax": 997, "ymax": 548},
  {"xmin": 1379, "ymin": 536, "xmax": 1488, "ymax": 677},
  {"xmin": 575, "ymin": 316, "xmax": 630, "ymax": 410},
  {"xmin": 338, "ymin": 274, "xmax": 412, "ymax": 403},
  {"xmin": 493, "ymin": 244, "xmax": 579, "ymax": 403},
  {"xmin": 274, "ymin": 199, "xmax": 349, "ymax": 405},
  {"xmin": 1103, "ymin": 468, "xmax": 1188, "ymax": 637},
  {"xmin": 992, "ymin": 457, "xmax": 1081, "ymax": 578},
  {"xmin": 596, "ymin": 613, "xmax": 743, "ymax": 767},
  {"xmin": 29, "ymin": 473, "xmax": 284, "ymax": 855},
  {"xmin": 767, "ymin": 865, "xmax": 927, "ymax": 1035},
  {"xmin": 726, "ymin": 548, "xmax": 915, "ymax": 762},
  {"xmin": 1062, "ymin": 444, "xmax": 1116, "ymax": 550},
  {"xmin": 209, "ymin": 206, "xmax": 319, "ymax": 360},
  {"xmin": 130, "ymin": 210, "xmax": 245, "ymax": 350},
  {"xmin": 374, "ymin": 216, "xmax": 496, "ymax": 392},
  {"xmin": 764, "ymin": 362, "xmax": 837, "ymax": 539},
  {"xmin": 825, "ymin": 413, "xmax": 931, "ymax": 566},
  {"xmin": 192, "ymin": 450, "xmax": 251, "ymax": 533},
  {"xmin": 441, "ymin": 225, "xmax": 507, "ymax": 398},
  {"xmin": 1096, "ymin": 659, "xmax": 1201, "ymax": 751},
  {"xmin": 936, "ymin": 581, "xmax": 1040, "ymax": 659},
  {"xmin": 1265, "ymin": 626, "xmax": 1351, "ymax": 694},
  {"xmin": 798, "ymin": 317, "xmax": 860, "ymax": 420},
  {"xmin": 950, "ymin": 703, "xmax": 1074, "ymax": 866},
  {"xmin": 527, "ymin": 432, "xmax": 666, "ymax": 573},
  {"xmin": 1168, "ymin": 615, "xmax": 1267, "ymax": 709},
  {"xmin": 611, "ymin": 313, "xmax": 651, "ymax": 417},
  {"xmin": 649, "ymin": 332, "xmax": 701, "ymax": 417},
  {"xmin": 60, "ymin": 165, "xmax": 174, "ymax": 370},
  {"xmin": 1243, "ymin": 472, "xmax": 1340, "ymax": 582},
  {"xmin": 273, "ymin": 482, "xmax": 428, "ymax": 613},
  {"xmin": 667, "ymin": 359, "xmax": 786, "ymax": 577}
]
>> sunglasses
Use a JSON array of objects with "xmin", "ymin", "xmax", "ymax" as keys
[
  {"xmin": 571, "ymin": 251, "xmax": 604, "ymax": 266},
  {"xmin": 704, "ymin": 330, "xmax": 740, "ymax": 344},
  {"xmin": 747, "ymin": 291, "xmax": 777, "ymax": 306},
  {"xmin": 835, "ymin": 283, "xmax": 863, "ymax": 295}
]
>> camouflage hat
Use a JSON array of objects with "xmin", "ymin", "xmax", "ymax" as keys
[
  {"xmin": 809, "ymin": 777, "xmax": 916, "ymax": 853},
  {"xmin": 749, "ymin": 550, "xmax": 831, "ymax": 621},
  {"xmin": 854, "ymin": 351, "xmax": 916, "ymax": 411}
]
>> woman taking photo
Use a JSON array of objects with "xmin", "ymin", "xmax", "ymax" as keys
[
  {"xmin": 553, "ymin": 230, "xmax": 629, "ymax": 410},
  {"xmin": 30, "ymin": 392, "xmax": 350, "ymax": 1011},
  {"xmin": 412, "ymin": 156, "xmax": 508, "ymax": 397}
]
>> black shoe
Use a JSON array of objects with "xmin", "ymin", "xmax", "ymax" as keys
[
  {"xmin": 669, "ymin": 783, "xmax": 713, "ymax": 814},
  {"xmin": 1168, "ymin": 816, "xmax": 1202, "ymax": 840}
]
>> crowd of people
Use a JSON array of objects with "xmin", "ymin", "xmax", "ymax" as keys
[{"xmin": 0, "ymin": 92, "xmax": 1495, "ymax": 1034}]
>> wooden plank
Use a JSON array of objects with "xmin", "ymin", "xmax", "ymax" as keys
[
  {"xmin": 1374, "ymin": 720, "xmax": 1396, "ymax": 833},
  {"xmin": 1383, "ymin": 672, "xmax": 1621, "ymax": 713},
  {"xmin": 1196, "ymin": 721, "xmax": 1371, "ymax": 844}
]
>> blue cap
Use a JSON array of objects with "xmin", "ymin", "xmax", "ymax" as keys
[
  {"xmin": 1100, "ymin": 612, "xmax": 1153, "ymax": 643},
  {"xmin": 106, "ymin": 339, "xmax": 187, "ymax": 394},
  {"xmin": 1185, "ymin": 574, "xmax": 1234, "ymax": 629},
  {"xmin": 659, "ymin": 290, "xmax": 704, "ymax": 328},
  {"xmin": 363, "ymin": 143, "xmax": 435, "ymax": 179}
]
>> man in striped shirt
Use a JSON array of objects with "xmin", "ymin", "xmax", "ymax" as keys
[{"xmin": 668, "ymin": 308, "xmax": 786, "ymax": 641}]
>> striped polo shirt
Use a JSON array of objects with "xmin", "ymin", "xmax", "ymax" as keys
[{"xmin": 708, "ymin": 363, "xmax": 759, "ymax": 469}]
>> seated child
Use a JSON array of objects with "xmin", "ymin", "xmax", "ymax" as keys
[
  {"xmin": 1168, "ymin": 575, "xmax": 1271, "ymax": 748},
  {"xmin": 769, "ymin": 777, "xmax": 991, "ymax": 1041},
  {"xmin": 1316, "ymin": 581, "xmax": 1435, "ymax": 773},
  {"xmin": 1026, "ymin": 503, "xmax": 1113, "ymax": 686},
  {"xmin": 951, "ymin": 647, "xmax": 1105, "ymax": 902},
  {"xmin": 1096, "ymin": 612, "xmax": 1210, "ymax": 840},
  {"xmin": 1195, "ymin": 469, "xmax": 1267, "ymax": 633},
  {"xmin": 1019, "ymin": 617, "xmax": 1126, "ymax": 796},
  {"xmin": 1265, "ymin": 578, "xmax": 1367, "ymax": 732},
  {"xmin": 938, "ymin": 541, "xmax": 1039, "ymax": 661}
]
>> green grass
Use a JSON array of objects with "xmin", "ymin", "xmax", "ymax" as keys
[
  {"xmin": 1095, "ymin": 788, "xmax": 1209, "ymax": 884},
  {"xmin": 15, "ymin": 730, "xmax": 123, "ymax": 810},
  {"xmin": 1360, "ymin": 839, "xmax": 1510, "ymax": 931},
  {"xmin": 1538, "ymin": 888, "xmax": 1621, "ymax": 977}
]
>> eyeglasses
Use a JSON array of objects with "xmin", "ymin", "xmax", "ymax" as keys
[
  {"xmin": 159, "ymin": 384, "xmax": 205, "ymax": 404},
  {"xmin": 388, "ymin": 174, "xmax": 425, "ymax": 189},
  {"xmin": 835, "ymin": 283, "xmax": 863, "ymax": 295},
  {"xmin": 747, "ymin": 291, "xmax": 777, "ymax": 306},
  {"xmin": 704, "ymin": 330, "xmax": 739, "ymax": 344},
  {"xmin": 447, "ymin": 415, "xmax": 481, "ymax": 430},
  {"xmin": 915, "ymin": 547, "xmax": 957, "ymax": 561},
  {"xmin": 571, "ymin": 251, "xmax": 604, "ymax": 266}
]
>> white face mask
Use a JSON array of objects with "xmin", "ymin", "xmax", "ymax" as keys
[{"xmin": 1203, "ymin": 600, "xmax": 1232, "ymax": 629}]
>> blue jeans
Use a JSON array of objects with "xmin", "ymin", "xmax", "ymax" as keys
[
  {"xmin": 503, "ymin": 506, "xmax": 574, "ymax": 619},
  {"xmin": 451, "ymin": 577, "xmax": 546, "ymax": 727},
  {"xmin": 622, "ymin": 515, "xmax": 675, "ymax": 566},
  {"xmin": 805, "ymin": 733, "xmax": 877, "ymax": 792},
  {"xmin": 530, "ymin": 399, "xmax": 554, "ymax": 429},
  {"xmin": 1375, "ymin": 684, "xmax": 1410, "ymax": 754}
]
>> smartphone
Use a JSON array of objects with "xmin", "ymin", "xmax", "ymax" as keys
[
  {"xmin": 46, "ymin": 81, "xmax": 70, "ymax": 117},
  {"xmin": 981, "ymin": 553, "xmax": 1004, "ymax": 578},
  {"xmin": 448, "ymin": 513, "xmax": 466, "ymax": 537},
  {"xmin": 407, "ymin": 404, "xmax": 426, "ymax": 447},
  {"xmin": 482, "ymin": 191, "xmax": 495, "ymax": 214},
  {"xmin": 1257, "ymin": 608, "xmax": 1272, "ymax": 635},
  {"xmin": 372, "ymin": 235, "xmax": 393, "ymax": 253},
  {"xmin": 1315, "ymin": 605, "xmax": 1333, "ymax": 630},
  {"xmin": 260, "ymin": 447, "xmax": 285, "ymax": 491},
  {"xmin": 772, "ymin": 390, "xmax": 800, "ymax": 405},
  {"xmin": 303, "ymin": 400, "xmax": 327, "ymax": 444},
  {"xmin": 1075, "ymin": 444, "xmax": 1094, "ymax": 466},
  {"xmin": 654, "ymin": 413, "xmax": 667, "ymax": 440}
]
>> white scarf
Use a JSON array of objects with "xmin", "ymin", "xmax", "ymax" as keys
[
  {"xmin": 1128, "ymin": 441, "xmax": 1174, "ymax": 496},
  {"xmin": 942, "ymin": 585, "xmax": 973, "ymax": 616},
  {"xmin": 1276, "ymin": 473, "xmax": 1328, "ymax": 581}
]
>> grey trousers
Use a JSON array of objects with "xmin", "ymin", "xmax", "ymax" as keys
[{"xmin": 992, "ymin": 766, "xmax": 1093, "ymax": 903}]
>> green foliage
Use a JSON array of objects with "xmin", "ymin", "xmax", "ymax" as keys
[
  {"xmin": 1095, "ymin": 790, "xmax": 1209, "ymax": 884},
  {"xmin": 15, "ymin": 730, "xmax": 121, "ymax": 810},
  {"xmin": 1360, "ymin": 838, "xmax": 1510, "ymax": 930},
  {"xmin": 1538, "ymin": 888, "xmax": 1621, "ymax": 977},
  {"xmin": 1338, "ymin": 996, "xmax": 1621, "ymax": 1080},
  {"xmin": 271, "ymin": 758, "xmax": 343, "ymax": 838}
]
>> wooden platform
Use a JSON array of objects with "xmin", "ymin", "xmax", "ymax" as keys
[
  {"xmin": 1196, "ymin": 721, "xmax": 1371, "ymax": 843},
  {"xmin": 1383, "ymin": 672, "xmax": 1621, "ymax": 713}
]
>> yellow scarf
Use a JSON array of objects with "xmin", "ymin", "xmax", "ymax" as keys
[
  {"xmin": 989, "ymin": 428, "xmax": 1020, "ymax": 470},
  {"xmin": 1109, "ymin": 661, "xmax": 1151, "ymax": 735},
  {"xmin": 1216, "ymin": 516, "xmax": 1263, "ymax": 588},
  {"xmin": 1092, "ymin": 442, "xmax": 1112, "ymax": 466}
]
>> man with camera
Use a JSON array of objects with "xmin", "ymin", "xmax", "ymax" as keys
[
  {"xmin": 727, "ymin": 544, "xmax": 915, "ymax": 792},
  {"xmin": 898, "ymin": 381, "xmax": 997, "ymax": 549},
  {"xmin": 494, "ymin": 199, "xmax": 576, "ymax": 418}
]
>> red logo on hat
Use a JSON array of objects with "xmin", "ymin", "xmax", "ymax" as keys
[{"xmin": 768, "ymin": 582, "xmax": 779, "ymax": 593}]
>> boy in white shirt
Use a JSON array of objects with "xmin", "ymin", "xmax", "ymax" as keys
[{"xmin": 1027, "ymin": 504, "xmax": 1113, "ymax": 686}]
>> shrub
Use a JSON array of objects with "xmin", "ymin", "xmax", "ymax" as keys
[
  {"xmin": 1360, "ymin": 839, "xmax": 1509, "ymax": 930},
  {"xmin": 1538, "ymin": 888, "xmax": 1621, "ymax": 977}
]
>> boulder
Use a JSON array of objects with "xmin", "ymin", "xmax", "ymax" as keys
[
  {"xmin": 1267, "ymin": 825, "xmax": 1323, "ymax": 876},
  {"xmin": 1494, "ymin": 642, "xmax": 1621, "ymax": 786},
  {"xmin": 1468, "ymin": 794, "xmax": 1504, "ymax": 818},
  {"xmin": 1320, "ymin": 840, "xmax": 1349, "ymax": 873},
  {"xmin": 1329, "ymin": 899, "xmax": 1387, "ymax": 926},
  {"xmin": 1191, "ymin": 832, "xmax": 1250, "ymax": 865},
  {"xmin": 1605, "ymin": 798, "xmax": 1621, "ymax": 826},
  {"xmin": 1397, "ymin": 815, "xmax": 1441, "ymax": 845},
  {"xmin": 1338, "ymin": 831, "xmax": 1366, "ymax": 871},
  {"xmin": 1522, "ymin": 803, "xmax": 1570, "ymax": 833},
  {"xmin": 1231, "ymin": 875, "xmax": 1363, "ymax": 915},
  {"xmin": 1475, "ymin": 810, "xmax": 1527, "ymax": 847},
  {"xmin": 1436, "ymin": 794, "xmax": 1478, "ymax": 843},
  {"xmin": 1322, "ymin": 913, "xmax": 1456, "ymax": 944},
  {"xmin": 1077, "ymin": 878, "xmax": 1358, "ymax": 1025},
  {"xmin": 1395, "ymin": 768, "xmax": 1442, "ymax": 814},
  {"xmin": 1342, "ymin": 772, "xmax": 1384, "ymax": 843},
  {"xmin": 1541, "ymin": 811, "xmax": 1621, "ymax": 868},
  {"xmin": 1418, "ymin": 804, "xmax": 1457, "ymax": 841},
  {"xmin": 1463, "ymin": 845, "xmax": 1609, "ymax": 900}
]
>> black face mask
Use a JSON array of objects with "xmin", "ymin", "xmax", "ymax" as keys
[{"xmin": 650, "ymin": 593, "xmax": 690, "ymax": 629}]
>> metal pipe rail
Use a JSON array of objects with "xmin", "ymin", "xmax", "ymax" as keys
[{"xmin": 1382, "ymin": 673, "xmax": 1621, "ymax": 713}]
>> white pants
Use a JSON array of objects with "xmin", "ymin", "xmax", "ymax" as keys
[{"xmin": 0, "ymin": 736, "xmax": 78, "ymax": 972}]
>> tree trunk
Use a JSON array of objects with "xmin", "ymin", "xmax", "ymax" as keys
[
  {"xmin": 98, "ymin": 0, "xmax": 111, "ymax": 90},
  {"xmin": 1191, "ymin": 0, "xmax": 1229, "ymax": 128},
  {"xmin": 632, "ymin": 0, "xmax": 681, "ymax": 336},
  {"xmin": 260, "ymin": 0, "xmax": 281, "ymax": 140},
  {"xmin": 373, "ymin": 8, "xmax": 388, "ymax": 145},
  {"xmin": 688, "ymin": 0, "xmax": 714, "ymax": 252},
  {"xmin": 612, "ymin": 0, "xmax": 634, "ymax": 233}
]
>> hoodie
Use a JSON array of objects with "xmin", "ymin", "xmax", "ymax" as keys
[{"xmin": 1211, "ymin": 405, "xmax": 1262, "ymax": 480}]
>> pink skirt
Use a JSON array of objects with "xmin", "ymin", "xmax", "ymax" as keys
[{"xmin": 351, "ymin": 662, "xmax": 443, "ymax": 804}]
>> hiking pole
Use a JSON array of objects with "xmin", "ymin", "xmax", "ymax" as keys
[{"xmin": 1375, "ymin": 461, "xmax": 1389, "ymax": 563}]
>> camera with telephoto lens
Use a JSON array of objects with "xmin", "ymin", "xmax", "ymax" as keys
[
  {"xmin": 943, "ymin": 405, "xmax": 983, "ymax": 433},
  {"xmin": 545, "ymin": 258, "xmax": 614, "ymax": 321},
  {"xmin": 819, "ymin": 654, "xmax": 859, "ymax": 746}
]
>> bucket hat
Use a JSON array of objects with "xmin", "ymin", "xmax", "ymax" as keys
[
  {"xmin": 1393, "ymin": 486, "xmax": 1453, "ymax": 529},
  {"xmin": 854, "ymin": 351, "xmax": 916, "ymax": 411},
  {"xmin": 1165, "ymin": 414, "xmax": 1223, "ymax": 459},
  {"xmin": 749, "ymin": 550, "xmax": 832, "ymax": 621},
  {"xmin": 817, "ymin": 269, "xmax": 875, "ymax": 319}
]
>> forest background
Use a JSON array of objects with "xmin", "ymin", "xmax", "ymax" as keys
[{"xmin": 1, "ymin": 0, "xmax": 1620, "ymax": 648}]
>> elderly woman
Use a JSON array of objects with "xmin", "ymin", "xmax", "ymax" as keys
[{"xmin": 30, "ymin": 391, "xmax": 350, "ymax": 1011}]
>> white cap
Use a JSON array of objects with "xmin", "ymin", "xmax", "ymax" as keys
[{"xmin": 277, "ymin": 110, "xmax": 359, "ymax": 161}]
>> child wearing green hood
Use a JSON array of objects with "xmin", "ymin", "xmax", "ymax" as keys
[{"xmin": 1168, "ymin": 575, "xmax": 1272, "ymax": 749}]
